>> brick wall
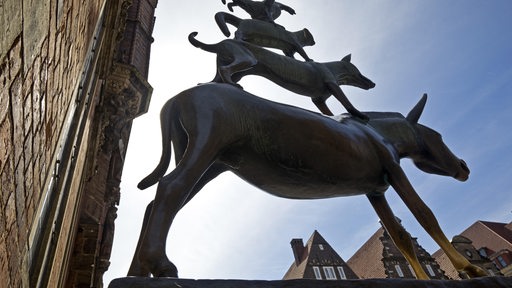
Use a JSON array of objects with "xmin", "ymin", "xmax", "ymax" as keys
[
  {"xmin": 347, "ymin": 228, "xmax": 387, "ymax": 279},
  {"xmin": 0, "ymin": 0, "xmax": 110, "ymax": 287}
]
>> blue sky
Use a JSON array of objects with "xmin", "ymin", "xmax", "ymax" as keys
[{"xmin": 104, "ymin": 0, "xmax": 512, "ymax": 282}]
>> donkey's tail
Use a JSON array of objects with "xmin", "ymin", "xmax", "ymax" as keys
[
  {"xmin": 188, "ymin": 32, "xmax": 218, "ymax": 53},
  {"xmin": 214, "ymin": 12, "xmax": 242, "ymax": 37},
  {"xmin": 137, "ymin": 102, "xmax": 174, "ymax": 190}
]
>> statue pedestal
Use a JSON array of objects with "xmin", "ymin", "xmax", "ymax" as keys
[{"xmin": 108, "ymin": 277, "xmax": 512, "ymax": 288}]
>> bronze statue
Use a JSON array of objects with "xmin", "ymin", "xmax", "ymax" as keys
[
  {"xmin": 222, "ymin": 0, "xmax": 296, "ymax": 24},
  {"xmin": 127, "ymin": 83, "xmax": 487, "ymax": 279},
  {"xmin": 189, "ymin": 32, "xmax": 374, "ymax": 119},
  {"xmin": 215, "ymin": 12, "xmax": 315, "ymax": 61}
]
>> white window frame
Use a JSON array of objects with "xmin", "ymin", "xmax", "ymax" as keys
[
  {"xmin": 313, "ymin": 266, "xmax": 322, "ymax": 279},
  {"xmin": 323, "ymin": 266, "xmax": 337, "ymax": 280},
  {"xmin": 337, "ymin": 266, "xmax": 347, "ymax": 279},
  {"xmin": 318, "ymin": 244, "xmax": 324, "ymax": 250},
  {"xmin": 395, "ymin": 264, "xmax": 404, "ymax": 277},
  {"xmin": 498, "ymin": 255, "xmax": 507, "ymax": 267},
  {"xmin": 425, "ymin": 264, "xmax": 436, "ymax": 277},
  {"xmin": 408, "ymin": 265, "xmax": 416, "ymax": 277}
]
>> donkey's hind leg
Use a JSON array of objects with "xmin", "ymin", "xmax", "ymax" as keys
[
  {"xmin": 367, "ymin": 193, "xmax": 430, "ymax": 279},
  {"xmin": 128, "ymin": 201, "xmax": 155, "ymax": 277},
  {"xmin": 128, "ymin": 164, "xmax": 227, "ymax": 277},
  {"xmin": 136, "ymin": 137, "xmax": 226, "ymax": 277},
  {"xmin": 128, "ymin": 162, "xmax": 226, "ymax": 277},
  {"xmin": 139, "ymin": 169, "xmax": 211, "ymax": 276}
]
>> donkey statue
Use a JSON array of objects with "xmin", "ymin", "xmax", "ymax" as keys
[{"xmin": 128, "ymin": 83, "xmax": 487, "ymax": 279}]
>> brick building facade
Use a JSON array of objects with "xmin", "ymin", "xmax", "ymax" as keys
[
  {"xmin": 0, "ymin": 0, "xmax": 157, "ymax": 287},
  {"xmin": 434, "ymin": 220, "xmax": 511, "ymax": 278},
  {"xmin": 433, "ymin": 235, "xmax": 501, "ymax": 279},
  {"xmin": 347, "ymin": 224, "xmax": 447, "ymax": 279}
]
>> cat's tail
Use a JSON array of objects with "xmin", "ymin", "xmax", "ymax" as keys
[
  {"xmin": 188, "ymin": 32, "xmax": 219, "ymax": 53},
  {"xmin": 214, "ymin": 12, "xmax": 242, "ymax": 37}
]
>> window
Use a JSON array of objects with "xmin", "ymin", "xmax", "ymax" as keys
[
  {"xmin": 337, "ymin": 266, "xmax": 346, "ymax": 279},
  {"xmin": 318, "ymin": 244, "xmax": 324, "ymax": 250},
  {"xmin": 497, "ymin": 256, "xmax": 507, "ymax": 268},
  {"xmin": 313, "ymin": 266, "xmax": 322, "ymax": 279},
  {"xmin": 323, "ymin": 266, "xmax": 337, "ymax": 280},
  {"xmin": 408, "ymin": 265, "xmax": 416, "ymax": 277},
  {"xmin": 395, "ymin": 265, "xmax": 404, "ymax": 277},
  {"xmin": 425, "ymin": 264, "xmax": 436, "ymax": 277}
]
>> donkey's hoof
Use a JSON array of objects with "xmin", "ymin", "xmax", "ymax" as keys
[
  {"xmin": 464, "ymin": 264, "xmax": 488, "ymax": 278},
  {"xmin": 127, "ymin": 264, "xmax": 151, "ymax": 277},
  {"xmin": 152, "ymin": 260, "xmax": 179, "ymax": 278}
]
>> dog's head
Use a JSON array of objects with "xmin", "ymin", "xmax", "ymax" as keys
[
  {"xmin": 301, "ymin": 29, "xmax": 315, "ymax": 46},
  {"xmin": 336, "ymin": 54, "xmax": 375, "ymax": 90}
]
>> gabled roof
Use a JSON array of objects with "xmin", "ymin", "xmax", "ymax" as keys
[
  {"xmin": 479, "ymin": 221, "xmax": 512, "ymax": 243},
  {"xmin": 348, "ymin": 225, "xmax": 447, "ymax": 279},
  {"xmin": 347, "ymin": 227, "xmax": 387, "ymax": 279},
  {"xmin": 461, "ymin": 221, "xmax": 512, "ymax": 252},
  {"xmin": 283, "ymin": 230, "xmax": 358, "ymax": 280}
]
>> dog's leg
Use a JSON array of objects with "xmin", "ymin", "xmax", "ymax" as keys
[
  {"xmin": 295, "ymin": 47, "xmax": 312, "ymax": 62},
  {"xmin": 326, "ymin": 82, "xmax": 368, "ymax": 121},
  {"xmin": 312, "ymin": 96, "xmax": 333, "ymax": 116},
  {"xmin": 218, "ymin": 51, "xmax": 257, "ymax": 89}
]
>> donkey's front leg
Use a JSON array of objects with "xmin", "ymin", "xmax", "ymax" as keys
[
  {"xmin": 387, "ymin": 164, "xmax": 488, "ymax": 278},
  {"xmin": 367, "ymin": 193, "xmax": 430, "ymax": 279}
]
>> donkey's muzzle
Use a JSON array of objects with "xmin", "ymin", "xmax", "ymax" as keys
[{"xmin": 455, "ymin": 159, "xmax": 470, "ymax": 181}]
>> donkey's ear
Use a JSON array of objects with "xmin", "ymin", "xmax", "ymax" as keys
[
  {"xmin": 341, "ymin": 54, "xmax": 352, "ymax": 62},
  {"xmin": 406, "ymin": 93, "xmax": 428, "ymax": 123}
]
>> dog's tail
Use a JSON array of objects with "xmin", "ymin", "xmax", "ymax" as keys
[
  {"xmin": 188, "ymin": 32, "xmax": 219, "ymax": 53},
  {"xmin": 214, "ymin": 12, "xmax": 242, "ymax": 37},
  {"xmin": 137, "ymin": 101, "xmax": 175, "ymax": 190}
]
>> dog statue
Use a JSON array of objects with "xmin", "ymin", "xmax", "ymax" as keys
[
  {"xmin": 189, "ymin": 32, "xmax": 375, "ymax": 119},
  {"xmin": 215, "ymin": 12, "xmax": 315, "ymax": 61}
]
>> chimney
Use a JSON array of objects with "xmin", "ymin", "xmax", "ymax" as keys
[{"xmin": 290, "ymin": 238, "xmax": 305, "ymax": 265}]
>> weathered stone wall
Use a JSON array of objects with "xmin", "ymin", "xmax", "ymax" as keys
[{"xmin": 0, "ymin": 0, "xmax": 106, "ymax": 286}]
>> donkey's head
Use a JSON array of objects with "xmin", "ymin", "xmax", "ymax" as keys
[
  {"xmin": 407, "ymin": 94, "xmax": 470, "ymax": 181},
  {"xmin": 336, "ymin": 54, "xmax": 376, "ymax": 90}
]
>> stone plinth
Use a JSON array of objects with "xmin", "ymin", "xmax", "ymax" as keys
[{"xmin": 109, "ymin": 277, "xmax": 512, "ymax": 288}]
